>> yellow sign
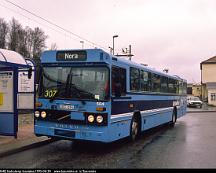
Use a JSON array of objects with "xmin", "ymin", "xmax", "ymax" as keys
[
  {"xmin": 44, "ymin": 89, "xmax": 57, "ymax": 98},
  {"xmin": 0, "ymin": 93, "xmax": 3, "ymax": 105}
]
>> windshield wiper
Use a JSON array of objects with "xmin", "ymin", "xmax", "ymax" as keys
[
  {"xmin": 65, "ymin": 72, "xmax": 95, "ymax": 102},
  {"xmin": 69, "ymin": 84, "xmax": 96, "ymax": 105}
]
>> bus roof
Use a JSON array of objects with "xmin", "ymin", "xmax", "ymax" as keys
[
  {"xmin": 41, "ymin": 48, "xmax": 186, "ymax": 82},
  {"xmin": 114, "ymin": 55, "xmax": 186, "ymax": 82}
]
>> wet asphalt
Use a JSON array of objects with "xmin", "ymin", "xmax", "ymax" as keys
[{"xmin": 0, "ymin": 112, "xmax": 216, "ymax": 169}]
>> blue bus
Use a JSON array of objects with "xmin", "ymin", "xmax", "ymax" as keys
[{"xmin": 34, "ymin": 49, "xmax": 187, "ymax": 143}]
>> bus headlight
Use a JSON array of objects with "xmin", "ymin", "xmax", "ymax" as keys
[
  {"xmin": 85, "ymin": 113, "xmax": 107, "ymax": 126},
  {"xmin": 96, "ymin": 115, "xmax": 103, "ymax": 123},
  {"xmin": 88, "ymin": 115, "xmax": 94, "ymax": 123},
  {"xmin": 41, "ymin": 111, "xmax": 47, "ymax": 118},
  {"xmin": 35, "ymin": 111, "xmax": 40, "ymax": 118}
]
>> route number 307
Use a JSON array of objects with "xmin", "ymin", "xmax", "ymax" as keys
[{"xmin": 44, "ymin": 89, "xmax": 57, "ymax": 98}]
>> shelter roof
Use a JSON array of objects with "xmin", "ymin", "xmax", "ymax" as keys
[{"xmin": 0, "ymin": 49, "xmax": 29, "ymax": 68}]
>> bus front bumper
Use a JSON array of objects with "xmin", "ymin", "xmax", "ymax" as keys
[{"xmin": 34, "ymin": 123, "xmax": 110, "ymax": 143}]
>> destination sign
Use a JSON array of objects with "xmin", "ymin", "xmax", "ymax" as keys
[{"xmin": 56, "ymin": 51, "xmax": 87, "ymax": 61}]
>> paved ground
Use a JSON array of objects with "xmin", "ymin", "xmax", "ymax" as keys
[
  {"xmin": 0, "ymin": 103, "xmax": 215, "ymax": 158},
  {"xmin": 1, "ymin": 112, "xmax": 216, "ymax": 168},
  {"xmin": 0, "ymin": 113, "xmax": 34, "ymax": 146},
  {"xmin": 0, "ymin": 113, "xmax": 50, "ymax": 157}
]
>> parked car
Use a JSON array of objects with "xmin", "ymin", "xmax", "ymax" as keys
[{"xmin": 187, "ymin": 96, "xmax": 203, "ymax": 108}]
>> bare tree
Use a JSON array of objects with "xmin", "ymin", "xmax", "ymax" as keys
[
  {"xmin": 17, "ymin": 28, "xmax": 29, "ymax": 57},
  {"xmin": 0, "ymin": 18, "xmax": 8, "ymax": 49},
  {"xmin": 32, "ymin": 27, "xmax": 47, "ymax": 59},
  {"xmin": 24, "ymin": 26, "xmax": 34, "ymax": 58},
  {"xmin": 7, "ymin": 18, "xmax": 47, "ymax": 60},
  {"xmin": 8, "ymin": 18, "xmax": 23, "ymax": 51}
]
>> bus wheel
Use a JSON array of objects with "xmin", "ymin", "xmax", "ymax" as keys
[
  {"xmin": 170, "ymin": 109, "xmax": 177, "ymax": 126},
  {"xmin": 130, "ymin": 116, "xmax": 139, "ymax": 141}
]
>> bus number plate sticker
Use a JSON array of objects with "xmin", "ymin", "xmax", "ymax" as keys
[
  {"xmin": 97, "ymin": 102, "xmax": 104, "ymax": 106},
  {"xmin": 59, "ymin": 104, "xmax": 77, "ymax": 110}
]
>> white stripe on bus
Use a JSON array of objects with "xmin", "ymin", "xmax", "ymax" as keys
[{"xmin": 111, "ymin": 107, "xmax": 174, "ymax": 119}]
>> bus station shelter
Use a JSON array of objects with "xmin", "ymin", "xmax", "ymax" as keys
[{"xmin": 0, "ymin": 49, "xmax": 35, "ymax": 138}]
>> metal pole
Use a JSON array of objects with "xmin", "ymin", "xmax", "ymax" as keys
[
  {"xmin": 113, "ymin": 37, "xmax": 114, "ymax": 55},
  {"xmin": 201, "ymin": 64, "xmax": 203, "ymax": 100},
  {"xmin": 129, "ymin": 45, "xmax": 131, "ymax": 60},
  {"xmin": 112, "ymin": 35, "xmax": 118, "ymax": 55},
  {"xmin": 80, "ymin": 41, "xmax": 84, "ymax": 49}
]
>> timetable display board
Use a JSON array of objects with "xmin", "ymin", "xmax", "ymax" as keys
[
  {"xmin": 0, "ymin": 71, "xmax": 14, "ymax": 112},
  {"xmin": 17, "ymin": 69, "xmax": 35, "ymax": 110},
  {"xmin": 17, "ymin": 93, "xmax": 34, "ymax": 109},
  {"xmin": 18, "ymin": 71, "xmax": 34, "ymax": 92}
]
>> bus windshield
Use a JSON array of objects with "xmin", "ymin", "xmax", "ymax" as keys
[{"xmin": 39, "ymin": 66, "xmax": 109, "ymax": 101}]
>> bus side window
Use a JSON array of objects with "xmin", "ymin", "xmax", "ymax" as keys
[
  {"xmin": 168, "ymin": 78, "xmax": 177, "ymax": 93},
  {"xmin": 140, "ymin": 70, "xmax": 150, "ymax": 91},
  {"xmin": 161, "ymin": 76, "xmax": 168, "ymax": 93},
  {"xmin": 152, "ymin": 73, "xmax": 161, "ymax": 92},
  {"xmin": 130, "ymin": 67, "xmax": 140, "ymax": 91},
  {"xmin": 112, "ymin": 66, "xmax": 126, "ymax": 97}
]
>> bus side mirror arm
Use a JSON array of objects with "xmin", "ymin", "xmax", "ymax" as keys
[{"xmin": 28, "ymin": 67, "xmax": 32, "ymax": 79}]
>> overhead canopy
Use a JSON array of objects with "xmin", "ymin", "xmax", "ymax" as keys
[{"xmin": 0, "ymin": 49, "xmax": 29, "ymax": 68}]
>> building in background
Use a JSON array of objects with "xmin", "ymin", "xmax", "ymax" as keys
[
  {"xmin": 187, "ymin": 83, "xmax": 201, "ymax": 98},
  {"xmin": 200, "ymin": 56, "xmax": 216, "ymax": 106}
]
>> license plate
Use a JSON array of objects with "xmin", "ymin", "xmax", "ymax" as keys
[{"xmin": 54, "ymin": 129, "xmax": 75, "ymax": 138}]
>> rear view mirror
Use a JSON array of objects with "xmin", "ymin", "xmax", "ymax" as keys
[{"xmin": 28, "ymin": 67, "xmax": 32, "ymax": 79}]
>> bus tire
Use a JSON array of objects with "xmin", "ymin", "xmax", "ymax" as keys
[
  {"xmin": 170, "ymin": 108, "xmax": 177, "ymax": 126},
  {"xmin": 130, "ymin": 114, "xmax": 140, "ymax": 141}
]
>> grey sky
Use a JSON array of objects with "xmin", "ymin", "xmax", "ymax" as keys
[{"xmin": 1, "ymin": 0, "xmax": 216, "ymax": 83}]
